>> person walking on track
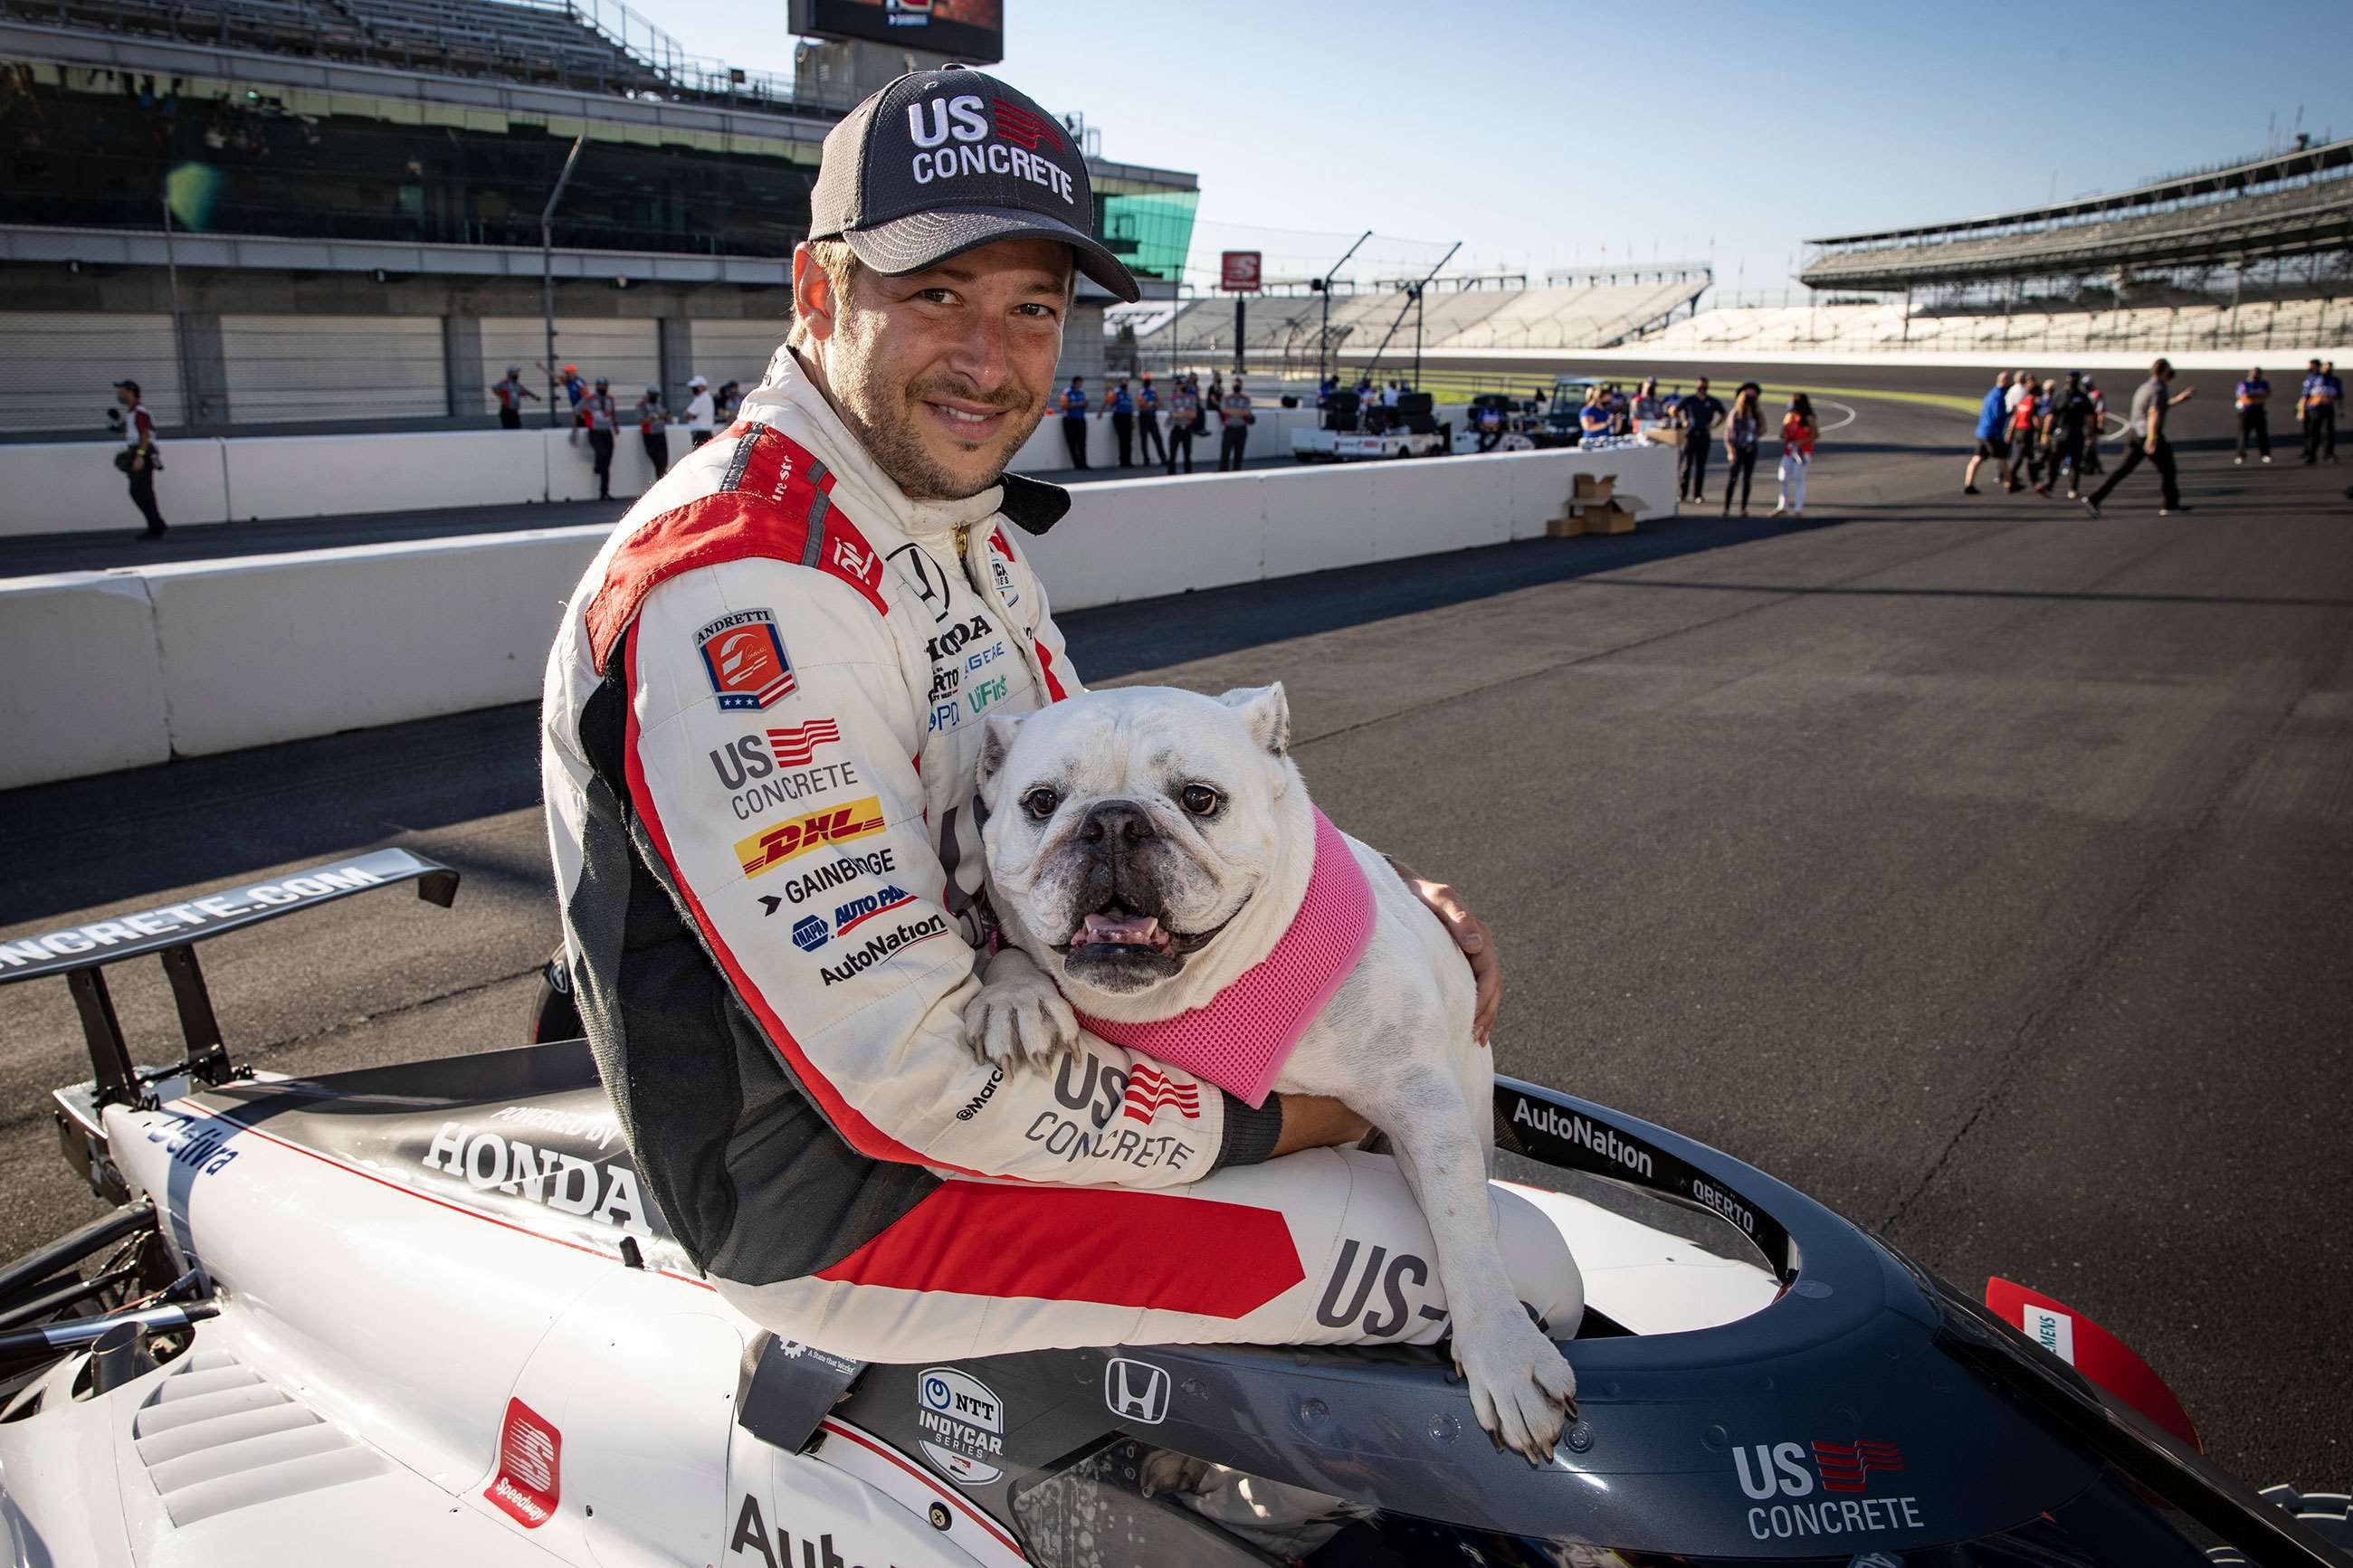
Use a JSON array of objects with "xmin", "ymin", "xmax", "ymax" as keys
[
  {"xmin": 1059, "ymin": 375, "xmax": 1089, "ymax": 469},
  {"xmin": 2003, "ymin": 377, "xmax": 2045, "ymax": 492},
  {"xmin": 1103, "ymin": 377, "xmax": 1135, "ymax": 468},
  {"xmin": 1722, "ymin": 383, "xmax": 1763, "ymax": 517},
  {"xmin": 2234, "ymin": 367, "xmax": 2272, "ymax": 464},
  {"xmin": 1771, "ymin": 393, "xmax": 1817, "ymax": 518},
  {"xmin": 113, "ymin": 378, "xmax": 166, "ymax": 538},
  {"xmin": 635, "ymin": 385, "xmax": 670, "ymax": 482},
  {"xmin": 582, "ymin": 377, "xmax": 619, "ymax": 500},
  {"xmin": 493, "ymin": 366, "xmax": 539, "ymax": 430},
  {"xmin": 2035, "ymin": 371, "xmax": 2094, "ymax": 500},
  {"xmin": 683, "ymin": 375, "xmax": 717, "ymax": 448},
  {"xmin": 1166, "ymin": 376, "xmax": 1200, "ymax": 474},
  {"xmin": 1218, "ymin": 375, "xmax": 1254, "ymax": 471},
  {"xmin": 1136, "ymin": 372, "xmax": 1166, "ymax": 466},
  {"xmin": 2083, "ymin": 358, "xmax": 2195, "ymax": 518},
  {"xmin": 2080, "ymin": 375, "xmax": 2106, "ymax": 478},
  {"xmin": 1965, "ymin": 371, "xmax": 2011, "ymax": 495}
]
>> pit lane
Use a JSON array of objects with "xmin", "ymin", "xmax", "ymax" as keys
[{"xmin": 4, "ymin": 363, "xmax": 2348, "ymax": 1493}]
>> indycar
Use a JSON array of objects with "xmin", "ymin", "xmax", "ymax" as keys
[{"xmin": 3, "ymin": 851, "xmax": 2349, "ymax": 1564}]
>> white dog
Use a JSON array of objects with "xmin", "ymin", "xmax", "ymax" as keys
[{"xmin": 964, "ymin": 682, "xmax": 1578, "ymax": 1460}]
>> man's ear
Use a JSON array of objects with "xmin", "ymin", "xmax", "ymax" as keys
[
  {"xmin": 1217, "ymin": 683, "xmax": 1290, "ymax": 756},
  {"xmin": 791, "ymin": 243, "xmax": 837, "ymax": 345},
  {"xmin": 976, "ymin": 710, "xmax": 1025, "ymax": 805}
]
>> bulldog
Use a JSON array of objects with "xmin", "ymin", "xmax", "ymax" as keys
[{"xmin": 964, "ymin": 682, "xmax": 1578, "ymax": 1461}]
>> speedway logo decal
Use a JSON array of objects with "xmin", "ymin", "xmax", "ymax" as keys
[
  {"xmin": 736, "ymin": 797, "xmax": 887, "ymax": 879},
  {"xmin": 1732, "ymin": 1438, "xmax": 1923, "ymax": 1544},
  {"xmin": 485, "ymin": 1400, "xmax": 561, "ymax": 1527},
  {"xmin": 697, "ymin": 608, "xmax": 795, "ymax": 711},
  {"xmin": 915, "ymin": 1366, "xmax": 1005, "ymax": 1486}
]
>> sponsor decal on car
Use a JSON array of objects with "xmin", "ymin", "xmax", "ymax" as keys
[
  {"xmin": 143, "ymin": 1112, "xmax": 240, "ymax": 1177},
  {"xmin": 485, "ymin": 1399, "xmax": 561, "ymax": 1527},
  {"xmin": 757, "ymin": 849, "xmax": 900, "ymax": 914},
  {"xmin": 916, "ymin": 1366, "xmax": 1005, "ymax": 1486},
  {"xmin": 1510, "ymin": 1097, "xmax": 1655, "ymax": 1180},
  {"xmin": 1120, "ymin": 1062, "xmax": 1200, "ymax": 1123},
  {"xmin": 423, "ymin": 1119, "xmax": 652, "ymax": 1235},
  {"xmin": 1733, "ymin": 1439, "xmax": 1922, "ymax": 1544},
  {"xmin": 729, "ymin": 1494, "xmax": 884, "ymax": 1568},
  {"xmin": 737, "ymin": 798, "xmax": 888, "ymax": 879},
  {"xmin": 696, "ymin": 609, "xmax": 795, "ymax": 711},
  {"xmin": 1315, "ymin": 1238, "xmax": 1443, "ymax": 1337},
  {"xmin": 1103, "ymin": 1357, "xmax": 1171, "ymax": 1425},
  {"xmin": 0, "ymin": 860, "xmax": 391, "ymax": 970},
  {"xmin": 816, "ymin": 914, "xmax": 949, "ymax": 985}
]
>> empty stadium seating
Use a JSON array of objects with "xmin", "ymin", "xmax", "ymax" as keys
[
  {"xmin": 1632, "ymin": 296, "xmax": 2352, "ymax": 355},
  {"xmin": 1138, "ymin": 279, "xmax": 1710, "ymax": 359}
]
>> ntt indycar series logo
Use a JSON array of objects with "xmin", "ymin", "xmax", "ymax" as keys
[{"xmin": 1510, "ymin": 1097, "xmax": 1654, "ymax": 1180}]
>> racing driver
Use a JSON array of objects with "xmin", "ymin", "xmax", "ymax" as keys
[{"xmin": 542, "ymin": 68, "xmax": 1579, "ymax": 1373}]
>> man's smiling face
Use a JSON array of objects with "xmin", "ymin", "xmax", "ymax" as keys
[{"xmin": 801, "ymin": 236, "xmax": 1072, "ymax": 501}]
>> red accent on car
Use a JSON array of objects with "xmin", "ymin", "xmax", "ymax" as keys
[
  {"xmin": 815, "ymin": 1182, "xmax": 1305, "ymax": 1316},
  {"xmin": 1986, "ymin": 1277, "xmax": 2202, "ymax": 1451}
]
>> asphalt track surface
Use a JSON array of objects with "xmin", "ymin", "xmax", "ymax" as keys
[{"xmin": 5, "ymin": 363, "xmax": 2349, "ymax": 1498}]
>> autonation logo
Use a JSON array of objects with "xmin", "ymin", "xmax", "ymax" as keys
[{"xmin": 1511, "ymin": 1098, "xmax": 1654, "ymax": 1179}]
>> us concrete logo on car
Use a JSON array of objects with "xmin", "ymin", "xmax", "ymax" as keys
[{"xmin": 915, "ymin": 1366, "xmax": 1005, "ymax": 1486}]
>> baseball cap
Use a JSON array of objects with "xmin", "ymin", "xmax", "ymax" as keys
[
  {"xmin": 112, "ymin": 378, "xmax": 140, "ymax": 395},
  {"xmin": 808, "ymin": 68, "xmax": 1138, "ymax": 303},
  {"xmin": 688, "ymin": 374, "xmax": 709, "ymax": 388}
]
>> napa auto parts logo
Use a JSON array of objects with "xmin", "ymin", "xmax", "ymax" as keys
[
  {"xmin": 1734, "ymin": 1438, "xmax": 1924, "ymax": 1544},
  {"xmin": 915, "ymin": 1366, "xmax": 1005, "ymax": 1486}
]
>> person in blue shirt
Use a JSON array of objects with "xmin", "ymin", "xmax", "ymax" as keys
[
  {"xmin": 1136, "ymin": 373, "xmax": 1166, "ymax": 466},
  {"xmin": 2300, "ymin": 358, "xmax": 2339, "ymax": 464},
  {"xmin": 1965, "ymin": 370, "xmax": 2013, "ymax": 495},
  {"xmin": 2234, "ymin": 367, "xmax": 2272, "ymax": 464},
  {"xmin": 1060, "ymin": 375, "xmax": 1089, "ymax": 470},
  {"xmin": 1100, "ymin": 378, "xmax": 1137, "ymax": 468},
  {"xmin": 1577, "ymin": 385, "xmax": 1613, "ymax": 444}
]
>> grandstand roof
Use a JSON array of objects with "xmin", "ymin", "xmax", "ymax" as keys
[{"xmin": 1801, "ymin": 138, "xmax": 2353, "ymax": 291}]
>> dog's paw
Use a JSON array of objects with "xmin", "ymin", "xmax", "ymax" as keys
[
  {"xmin": 962, "ymin": 964, "xmax": 1078, "ymax": 1070},
  {"xmin": 1453, "ymin": 1312, "xmax": 1577, "ymax": 1466}
]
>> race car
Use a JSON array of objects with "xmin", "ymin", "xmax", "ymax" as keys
[
  {"xmin": 3, "ymin": 852, "xmax": 2348, "ymax": 1565},
  {"xmin": 1295, "ymin": 391, "xmax": 1452, "ymax": 462}
]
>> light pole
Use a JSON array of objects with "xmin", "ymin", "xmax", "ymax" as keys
[
  {"xmin": 1317, "ymin": 230, "xmax": 1372, "ymax": 392},
  {"xmin": 540, "ymin": 135, "xmax": 586, "ymax": 433}
]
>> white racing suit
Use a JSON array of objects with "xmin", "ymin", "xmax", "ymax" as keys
[{"xmin": 542, "ymin": 351, "xmax": 1578, "ymax": 1364}]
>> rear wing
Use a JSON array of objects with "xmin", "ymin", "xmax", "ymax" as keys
[{"xmin": 3, "ymin": 849, "xmax": 459, "ymax": 1112}]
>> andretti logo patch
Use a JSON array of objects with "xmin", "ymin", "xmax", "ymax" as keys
[
  {"xmin": 736, "ymin": 797, "xmax": 887, "ymax": 878},
  {"xmin": 696, "ymin": 608, "xmax": 795, "ymax": 711}
]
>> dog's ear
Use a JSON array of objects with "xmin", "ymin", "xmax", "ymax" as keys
[
  {"xmin": 1217, "ymin": 683, "xmax": 1290, "ymax": 756},
  {"xmin": 976, "ymin": 710, "xmax": 1025, "ymax": 805}
]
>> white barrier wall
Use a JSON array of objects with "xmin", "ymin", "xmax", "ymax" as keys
[{"xmin": 3, "ymin": 443, "xmax": 1676, "ymax": 789}]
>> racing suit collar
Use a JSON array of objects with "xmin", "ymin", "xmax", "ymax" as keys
[{"xmin": 741, "ymin": 349, "xmax": 1053, "ymax": 542}]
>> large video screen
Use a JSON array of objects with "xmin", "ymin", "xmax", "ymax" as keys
[{"xmin": 789, "ymin": 0, "xmax": 1005, "ymax": 64}]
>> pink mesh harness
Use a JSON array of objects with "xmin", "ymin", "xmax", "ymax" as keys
[{"xmin": 1075, "ymin": 808, "xmax": 1375, "ymax": 1109}]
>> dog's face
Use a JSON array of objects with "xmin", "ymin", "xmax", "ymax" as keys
[{"xmin": 977, "ymin": 684, "xmax": 1295, "ymax": 999}]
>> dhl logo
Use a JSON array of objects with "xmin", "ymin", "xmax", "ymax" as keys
[{"xmin": 735, "ymin": 796, "xmax": 886, "ymax": 878}]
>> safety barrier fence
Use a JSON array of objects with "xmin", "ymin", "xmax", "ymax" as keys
[{"xmin": 1, "ymin": 442, "xmax": 1678, "ymax": 789}]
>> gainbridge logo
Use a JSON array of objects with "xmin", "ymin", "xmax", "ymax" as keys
[{"xmin": 735, "ymin": 796, "xmax": 885, "ymax": 879}]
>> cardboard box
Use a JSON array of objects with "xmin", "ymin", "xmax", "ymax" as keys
[
  {"xmin": 1585, "ymin": 504, "xmax": 1637, "ymax": 535},
  {"xmin": 1545, "ymin": 511, "xmax": 1587, "ymax": 537}
]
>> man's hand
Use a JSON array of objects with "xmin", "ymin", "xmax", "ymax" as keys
[
  {"xmin": 1388, "ymin": 859, "xmax": 1502, "ymax": 1046},
  {"xmin": 1269, "ymin": 1094, "xmax": 1373, "ymax": 1157}
]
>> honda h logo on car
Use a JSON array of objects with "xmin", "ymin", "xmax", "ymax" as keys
[{"xmin": 1103, "ymin": 1357, "xmax": 1170, "ymax": 1424}]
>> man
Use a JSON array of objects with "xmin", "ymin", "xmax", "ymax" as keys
[
  {"xmin": 2083, "ymin": 357, "xmax": 2195, "ymax": 518},
  {"xmin": 492, "ymin": 365, "xmax": 539, "ymax": 430},
  {"xmin": 2034, "ymin": 371, "xmax": 2094, "ymax": 499},
  {"xmin": 2081, "ymin": 375, "xmax": 2106, "ymax": 478},
  {"xmin": 581, "ymin": 376, "xmax": 618, "ymax": 500},
  {"xmin": 2301, "ymin": 358, "xmax": 2339, "ymax": 463},
  {"xmin": 1672, "ymin": 375, "xmax": 1725, "ymax": 503},
  {"xmin": 1166, "ymin": 375, "xmax": 1200, "ymax": 474},
  {"xmin": 1103, "ymin": 376, "xmax": 1135, "ymax": 468},
  {"xmin": 540, "ymin": 66, "xmax": 1550, "ymax": 1389},
  {"xmin": 1218, "ymin": 375, "xmax": 1254, "ymax": 470},
  {"xmin": 1136, "ymin": 371, "xmax": 1166, "ymax": 466},
  {"xmin": 634, "ymin": 385, "xmax": 669, "ymax": 482},
  {"xmin": 1965, "ymin": 370, "xmax": 2012, "ymax": 495},
  {"xmin": 2234, "ymin": 366, "xmax": 2272, "ymax": 464},
  {"xmin": 1059, "ymin": 374, "xmax": 1089, "ymax": 468},
  {"xmin": 682, "ymin": 374, "xmax": 718, "ymax": 448},
  {"xmin": 2003, "ymin": 377, "xmax": 2044, "ymax": 493},
  {"xmin": 113, "ymin": 378, "xmax": 165, "ymax": 538}
]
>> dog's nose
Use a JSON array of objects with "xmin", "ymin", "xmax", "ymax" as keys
[{"xmin": 1080, "ymin": 801, "xmax": 1156, "ymax": 848}]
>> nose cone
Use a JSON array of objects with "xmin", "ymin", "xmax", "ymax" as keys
[{"xmin": 1080, "ymin": 801, "xmax": 1157, "ymax": 849}]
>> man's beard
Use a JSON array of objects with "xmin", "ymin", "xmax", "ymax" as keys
[{"xmin": 836, "ymin": 367, "xmax": 1043, "ymax": 501}]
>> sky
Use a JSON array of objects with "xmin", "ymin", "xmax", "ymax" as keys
[{"xmin": 636, "ymin": 0, "xmax": 2353, "ymax": 301}]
